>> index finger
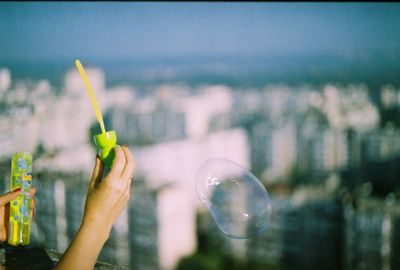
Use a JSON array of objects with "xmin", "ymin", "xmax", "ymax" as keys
[
  {"xmin": 0, "ymin": 190, "xmax": 20, "ymax": 206},
  {"xmin": 89, "ymin": 155, "xmax": 104, "ymax": 189}
]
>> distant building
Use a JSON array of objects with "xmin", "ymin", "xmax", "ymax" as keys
[
  {"xmin": 105, "ymin": 101, "xmax": 187, "ymax": 145},
  {"xmin": 105, "ymin": 84, "xmax": 233, "ymax": 145},
  {"xmin": 128, "ymin": 178, "xmax": 160, "ymax": 270},
  {"xmin": 264, "ymin": 120, "xmax": 297, "ymax": 182},
  {"xmin": 0, "ymin": 68, "xmax": 11, "ymax": 93},
  {"xmin": 380, "ymin": 84, "xmax": 398, "ymax": 109},
  {"xmin": 362, "ymin": 130, "xmax": 382, "ymax": 162},
  {"xmin": 104, "ymin": 85, "xmax": 135, "ymax": 109},
  {"xmin": 310, "ymin": 128, "xmax": 348, "ymax": 173},
  {"xmin": 178, "ymin": 85, "xmax": 233, "ymax": 138},
  {"xmin": 323, "ymin": 84, "xmax": 342, "ymax": 129},
  {"xmin": 262, "ymin": 85, "xmax": 292, "ymax": 118},
  {"xmin": 134, "ymin": 128, "xmax": 249, "ymax": 270},
  {"xmin": 362, "ymin": 127, "xmax": 400, "ymax": 162},
  {"xmin": 0, "ymin": 103, "xmax": 39, "ymax": 157},
  {"xmin": 323, "ymin": 84, "xmax": 379, "ymax": 131},
  {"xmin": 209, "ymin": 89, "xmax": 264, "ymax": 132},
  {"xmin": 198, "ymin": 186, "xmax": 344, "ymax": 270},
  {"xmin": 346, "ymin": 128, "xmax": 363, "ymax": 168},
  {"xmin": 249, "ymin": 120, "xmax": 271, "ymax": 177},
  {"xmin": 343, "ymin": 196, "xmax": 400, "ymax": 270},
  {"xmin": 379, "ymin": 126, "xmax": 400, "ymax": 160},
  {"xmin": 250, "ymin": 119, "xmax": 297, "ymax": 182},
  {"xmin": 295, "ymin": 114, "xmax": 320, "ymax": 175}
]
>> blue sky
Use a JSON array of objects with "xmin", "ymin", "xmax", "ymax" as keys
[{"xmin": 0, "ymin": 2, "xmax": 399, "ymax": 62}]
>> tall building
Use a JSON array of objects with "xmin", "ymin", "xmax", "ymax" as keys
[
  {"xmin": 0, "ymin": 103, "xmax": 39, "ymax": 157},
  {"xmin": 264, "ymin": 120, "xmax": 297, "ymax": 182},
  {"xmin": 311, "ymin": 128, "xmax": 348, "ymax": 173},
  {"xmin": 323, "ymin": 84, "xmax": 342, "ymax": 129},
  {"xmin": 262, "ymin": 85, "xmax": 292, "ymax": 118},
  {"xmin": 295, "ymin": 114, "xmax": 320, "ymax": 175},
  {"xmin": 105, "ymin": 101, "xmax": 187, "ymax": 145},
  {"xmin": 380, "ymin": 84, "xmax": 398, "ymax": 109},
  {"xmin": 343, "ymin": 196, "xmax": 400, "ymax": 270},
  {"xmin": 0, "ymin": 68, "xmax": 11, "ymax": 93},
  {"xmin": 362, "ymin": 130, "xmax": 382, "ymax": 162},
  {"xmin": 250, "ymin": 119, "xmax": 297, "ymax": 182},
  {"xmin": 346, "ymin": 128, "xmax": 363, "ymax": 168},
  {"xmin": 178, "ymin": 85, "xmax": 233, "ymax": 138},
  {"xmin": 249, "ymin": 120, "xmax": 271, "ymax": 176},
  {"xmin": 134, "ymin": 128, "xmax": 249, "ymax": 270},
  {"xmin": 128, "ymin": 178, "xmax": 160, "ymax": 270},
  {"xmin": 199, "ymin": 187, "xmax": 344, "ymax": 270}
]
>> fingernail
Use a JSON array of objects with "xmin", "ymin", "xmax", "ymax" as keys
[
  {"xmin": 13, "ymin": 188, "xmax": 21, "ymax": 192},
  {"xmin": 122, "ymin": 144, "xmax": 128, "ymax": 148}
]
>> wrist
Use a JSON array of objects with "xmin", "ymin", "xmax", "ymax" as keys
[
  {"xmin": 55, "ymin": 220, "xmax": 110, "ymax": 269},
  {"xmin": 79, "ymin": 220, "xmax": 111, "ymax": 245}
]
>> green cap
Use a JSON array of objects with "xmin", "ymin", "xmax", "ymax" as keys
[{"xmin": 93, "ymin": 130, "xmax": 118, "ymax": 167}]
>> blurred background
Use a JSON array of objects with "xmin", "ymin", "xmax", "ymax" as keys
[{"xmin": 1, "ymin": 2, "xmax": 400, "ymax": 270}]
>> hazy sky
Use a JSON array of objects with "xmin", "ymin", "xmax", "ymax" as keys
[{"xmin": 0, "ymin": 2, "xmax": 400, "ymax": 62}]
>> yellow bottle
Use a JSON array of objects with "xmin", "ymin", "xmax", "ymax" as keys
[{"xmin": 8, "ymin": 152, "xmax": 32, "ymax": 246}]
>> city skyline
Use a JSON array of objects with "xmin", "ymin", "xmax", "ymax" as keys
[
  {"xmin": 1, "ymin": 3, "xmax": 400, "ymax": 267},
  {"xmin": 1, "ymin": 62, "xmax": 400, "ymax": 269}
]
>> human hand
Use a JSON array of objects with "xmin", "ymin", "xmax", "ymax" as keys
[
  {"xmin": 54, "ymin": 146, "xmax": 134, "ymax": 270},
  {"xmin": 0, "ymin": 187, "xmax": 36, "ymax": 242},
  {"xmin": 82, "ymin": 145, "xmax": 135, "ymax": 240}
]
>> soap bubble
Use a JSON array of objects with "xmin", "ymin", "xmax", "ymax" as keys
[{"xmin": 196, "ymin": 158, "xmax": 271, "ymax": 239}]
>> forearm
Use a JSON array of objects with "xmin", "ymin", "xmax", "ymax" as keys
[{"xmin": 54, "ymin": 222, "xmax": 110, "ymax": 270}]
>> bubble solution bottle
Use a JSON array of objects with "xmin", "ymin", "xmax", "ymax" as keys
[{"xmin": 8, "ymin": 152, "xmax": 33, "ymax": 246}]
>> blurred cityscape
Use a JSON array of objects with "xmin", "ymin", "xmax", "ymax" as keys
[{"xmin": 0, "ymin": 60, "xmax": 400, "ymax": 270}]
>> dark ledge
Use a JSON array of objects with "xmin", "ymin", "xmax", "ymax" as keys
[{"xmin": 0, "ymin": 245, "xmax": 129, "ymax": 270}]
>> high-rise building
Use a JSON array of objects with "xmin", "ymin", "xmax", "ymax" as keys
[
  {"xmin": 0, "ymin": 68, "xmax": 11, "ymax": 92},
  {"xmin": 250, "ymin": 119, "xmax": 297, "ymax": 182},
  {"xmin": 381, "ymin": 84, "xmax": 398, "ymax": 109},
  {"xmin": 134, "ymin": 128, "xmax": 249, "ymax": 269},
  {"xmin": 105, "ymin": 101, "xmax": 187, "ymax": 145},
  {"xmin": 343, "ymin": 196, "xmax": 400, "ymax": 270},
  {"xmin": 311, "ymin": 128, "xmax": 348, "ymax": 173}
]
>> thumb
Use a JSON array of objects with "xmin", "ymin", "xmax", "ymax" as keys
[{"xmin": 0, "ymin": 190, "xmax": 20, "ymax": 207}]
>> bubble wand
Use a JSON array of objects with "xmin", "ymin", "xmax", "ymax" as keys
[
  {"xmin": 74, "ymin": 59, "xmax": 106, "ymax": 134},
  {"xmin": 74, "ymin": 59, "xmax": 118, "ymax": 167}
]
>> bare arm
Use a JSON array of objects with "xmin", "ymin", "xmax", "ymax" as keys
[{"xmin": 54, "ymin": 145, "xmax": 135, "ymax": 270}]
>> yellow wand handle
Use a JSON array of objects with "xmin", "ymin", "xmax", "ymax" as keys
[{"xmin": 75, "ymin": 59, "xmax": 106, "ymax": 134}]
